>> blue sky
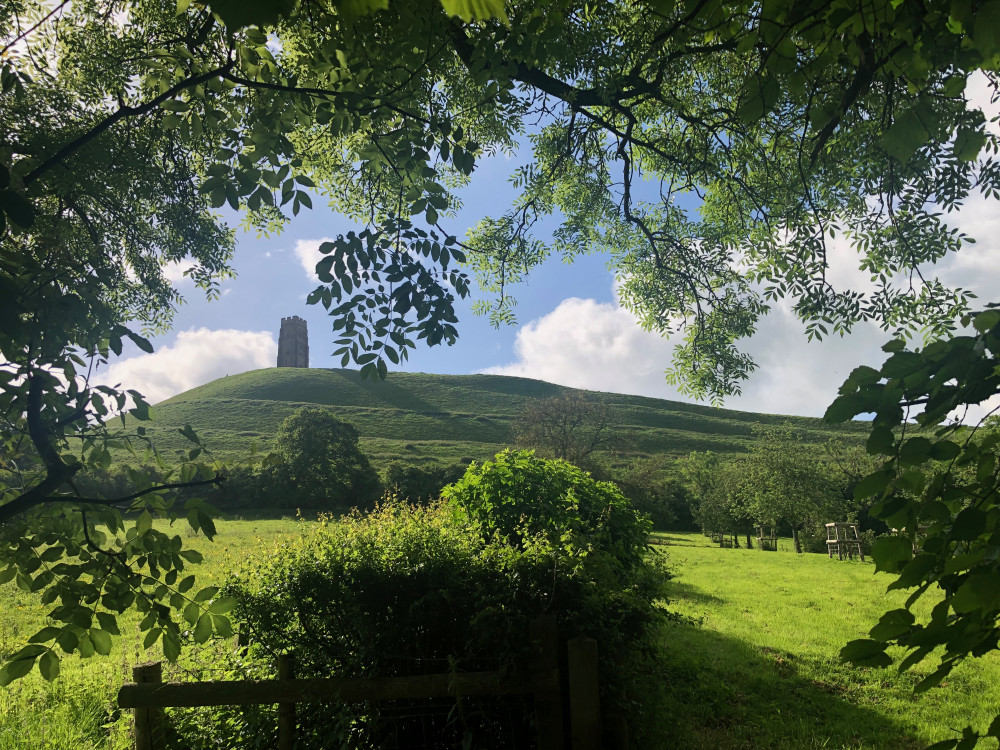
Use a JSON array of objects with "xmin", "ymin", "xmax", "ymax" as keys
[{"xmin": 95, "ymin": 76, "xmax": 1000, "ymax": 419}]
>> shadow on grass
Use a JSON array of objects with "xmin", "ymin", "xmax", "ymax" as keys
[
  {"xmin": 662, "ymin": 579, "xmax": 726, "ymax": 607},
  {"xmin": 651, "ymin": 619, "xmax": 925, "ymax": 749}
]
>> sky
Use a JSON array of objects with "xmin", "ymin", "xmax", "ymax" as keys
[{"xmin": 94, "ymin": 75, "xmax": 1000, "ymax": 419}]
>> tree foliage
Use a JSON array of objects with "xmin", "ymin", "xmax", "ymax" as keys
[
  {"xmin": 743, "ymin": 425, "xmax": 843, "ymax": 553},
  {"xmin": 268, "ymin": 407, "xmax": 381, "ymax": 509},
  {"xmin": 828, "ymin": 308, "xmax": 1000, "ymax": 747},
  {"xmin": 442, "ymin": 449, "xmax": 651, "ymax": 571}
]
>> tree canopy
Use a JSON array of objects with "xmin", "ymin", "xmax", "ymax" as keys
[{"xmin": 3, "ymin": 0, "xmax": 1000, "ymax": 700}]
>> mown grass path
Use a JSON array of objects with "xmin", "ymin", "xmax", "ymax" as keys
[{"xmin": 653, "ymin": 532, "xmax": 1000, "ymax": 750}]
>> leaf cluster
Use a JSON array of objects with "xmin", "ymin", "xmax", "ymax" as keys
[{"xmin": 828, "ymin": 308, "xmax": 1000, "ymax": 747}]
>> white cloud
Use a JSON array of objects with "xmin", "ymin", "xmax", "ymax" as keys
[
  {"xmin": 162, "ymin": 260, "xmax": 197, "ymax": 284},
  {"xmin": 94, "ymin": 328, "xmax": 277, "ymax": 404},
  {"xmin": 294, "ymin": 238, "xmax": 334, "ymax": 281},
  {"xmin": 482, "ymin": 298, "xmax": 685, "ymax": 399},
  {"xmin": 483, "ymin": 294, "xmax": 889, "ymax": 417},
  {"xmin": 966, "ymin": 71, "xmax": 1000, "ymax": 137}
]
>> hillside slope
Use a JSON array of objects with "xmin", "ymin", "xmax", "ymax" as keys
[{"xmin": 137, "ymin": 368, "xmax": 867, "ymax": 469}]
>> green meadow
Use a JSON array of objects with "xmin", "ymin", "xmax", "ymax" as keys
[
  {"xmin": 131, "ymin": 368, "xmax": 868, "ymax": 470},
  {"xmin": 1, "ymin": 521, "xmax": 996, "ymax": 749}
]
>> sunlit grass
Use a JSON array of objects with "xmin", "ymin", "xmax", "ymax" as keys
[{"xmin": 653, "ymin": 532, "xmax": 1000, "ymax": 749}]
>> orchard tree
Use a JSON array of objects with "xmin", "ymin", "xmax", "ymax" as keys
[
  {"xmin": 3, "ymin": 0, "xmax": 1000, "ymax": 696},
  {"xmin": 744, "ymin": 425, "xmax": 843, "ymax": 553}
]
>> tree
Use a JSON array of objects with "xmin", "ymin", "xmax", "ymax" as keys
[
  {"xmin": 743, "ymin": 425, "xmax": 843, "ymax": 553},
  {"xmin": 268, "ymin": 407, "xmax": 380, "ymax": 509},
  {"xmin": 514, "ymin": 393, "xmax": 625, "ymax": 466},
  {"xmin": 4, "ymin": 0, "xmax": 1000, "ymax": 685},
  {"xmin": 677, "ymin": 451, "xmax": 745, "ymax": 541}
]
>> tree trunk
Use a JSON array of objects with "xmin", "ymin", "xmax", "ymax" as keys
[
  {"xmin": 793, "ymin": 527, "xmax": 802, "ymax": 554},
  {"xmin": 745, "ymin": 531, "xmax": 753, "ymax": 549}
]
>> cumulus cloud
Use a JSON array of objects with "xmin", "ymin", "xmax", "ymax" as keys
[
  {"xmin": 293, "ymin": 238, "xmax": 334, "ymax": 281},
  {"xmin": 483, "ymin": 294, "xmax": 889, "ymax": 417},
  {"xmin": 162, "ymin": 260, "xmax": 197, "ymax": 284},
  {"xmin": 94, "ymin": 327, "xmax": 277, "ymax": 404}
]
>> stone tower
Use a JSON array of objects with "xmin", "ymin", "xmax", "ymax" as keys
[{"xmin": 277, "ymin": 316, "xmax": 309, "ymax": 368}]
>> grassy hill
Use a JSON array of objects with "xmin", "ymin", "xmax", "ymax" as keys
[{"xmin": 137, "ymin": 368, "xmax": 868, "ymax": 470}]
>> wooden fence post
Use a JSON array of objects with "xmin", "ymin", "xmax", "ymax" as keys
[
  {"xmin": 530, "ymin": 616, "xmax": 565, "ymax": 750},
  {"xmin": 567, "ymin": 636, "xmax": 601, "ymax": 750},
  {"xmin": 277, "ymin": 653, "xmax": 296, "ymax": 750},
  {"xmin": 133, "ymin": 662, "xmax": 165, "ymax": 750}
]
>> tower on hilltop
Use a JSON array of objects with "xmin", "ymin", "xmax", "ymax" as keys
[{"xmin": 277, "ymin": 316, "xmax": 309, "ymax": 368}]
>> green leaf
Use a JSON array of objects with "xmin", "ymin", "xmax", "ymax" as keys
[
  {"xmin": 28, "ymin": 627, "xmax": 61, "ymax": 643},
  {"xmin": 204, "ymin": 0, "xmax": 298, "ymax": 30},
  {"xmin": 0, "ymin": 656, "xmax": 36, "ymax": 686},
  {"xmin": 883, "ymin": 107, "xmax": 932, "ymax": 162},
  {"xmin": 96, "ymin": 612, "xmax": 121, "ymax": 636},
  {"xmin": 89, "ymin": 628, "xmax": 113, "ymax": 656},
  {"xmin": 952, "ymin": 508, "xmax": 987, "ymax": 542},
  {"xmin": 855, "ymin": 470, "xmax": 892, "ymax": 500},
  {"xmin": 39, "ymin": 650, "xmax": 59, "ymax": 681},
  {"xmin": 899, "ymin": 437, "xmax": 932, "ymax": 466},
  {"xmin": 929, "ymin": 441, "xmax": 961, "ymax": 461},
  {"xmin": 139, "ymin": 628, "xmax": 160, "ymax": 651},
  {"xmin": 887, "ymin": 553, "xmax": 937, "ymax": 590},
  {"xmin": 212, "ymin": 614, "xmax": 235, "ymax": 638},
  {"xmin": 124, "ymin": 329, "xmax": 154, "ymax": 353},
  {"xmin": 840, "ymin": 639, "xmax": 893, "ymax": 668},
  {"xmin": 194, "ymin": 586, "xmax": 220, "ymax": 603},
  {"xmin": 193, "ymin": 612, "xmax": 213, "ymax": 643},
  {"xmin": 0, "ymin": 189, "xmax": 36, "ymax": 229},
  {"xmin": 871, "ymin": 535, "xmax": 912, "ymax": 574},
  {"xmin": 208, "ymin": 596, "xmax": 237, "ymax": 614},
  {"xmin": 953, "ymin": 126, "xmax": 988, "ymax": 162},
  {"xmin": 439, "ymin": 0, "xmax": 508, "ymax": 23},
  {"xmin": 162, "ymin": 630, "xmax": 181, "ymax": 662},
  {"xmin": 869, "ymin": 608, "xmax": 915, "ymax": 641},
  {"xmin": 866, "ymin": 425, "xmax": 895, "ymax": 455},
  {"xmin": 136, "ymin": 510, "xmax": 153, "ymax": 534}
]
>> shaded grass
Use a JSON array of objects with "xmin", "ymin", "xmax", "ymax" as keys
[{"xmin": 653, "ymin": 532, "xmax": 1000, "ymax": 749}]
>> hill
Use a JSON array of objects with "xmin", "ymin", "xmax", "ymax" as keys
[{"xmin": 137, "ymin": 368, "xmax": 868, "ymax": 470}]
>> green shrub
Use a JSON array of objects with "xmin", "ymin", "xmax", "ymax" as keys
[
  {"xmin": 441, "ymin": 449, "xmax": 651, "ymax": 572},
  {"xmin": 217, "ymin": 472, "xmax": 668, "ymax": 748},
  {"xmin": 382, "ymin": 461, "xmax": 467, "ymax": 504}
]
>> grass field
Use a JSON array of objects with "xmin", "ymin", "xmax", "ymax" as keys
[
  {"xmin": 652, "ymin": 532, "xmax": 1000, "ymax": 750},
  {"xmin": 129, "ymin": 368, "xmax": 869, "ymax": 470},
  {"xmin": 1, "ymin": 522, "xmax": 996, "ymax": 749}
]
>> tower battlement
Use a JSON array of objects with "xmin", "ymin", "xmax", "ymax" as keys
[{"xmin": 277, "ymin": 316, "xmax": 309, "ymax": 368}]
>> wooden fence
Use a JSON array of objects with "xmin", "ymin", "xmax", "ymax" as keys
[{"xmin": 117, "ymin": 616, "xmax": 623, "ymax": 750}]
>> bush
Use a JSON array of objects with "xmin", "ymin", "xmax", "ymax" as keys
[
  {"xmin": 441, "ymin": 449, "xmax": 651, "ymax": 572},
  {"xmin": 381, "ymin": 461, "xmax": 467, "ymax": 504},
  {"xmin": 217, "ymin": 453, "xmax": 669, "ymax": 748}
]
